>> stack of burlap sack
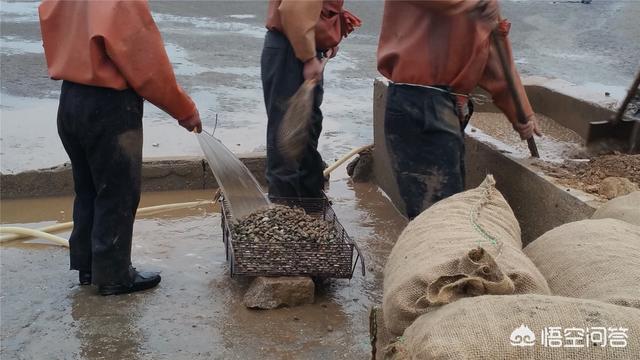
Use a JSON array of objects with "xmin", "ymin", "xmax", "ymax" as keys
[{"xmin": 372, "ymin": 178, "xmax": 640, "ymax": 360}]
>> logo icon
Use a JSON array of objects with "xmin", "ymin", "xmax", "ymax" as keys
[{"xmin": 511, "ymin": 324, "xmax": 536, "ymax": 347}]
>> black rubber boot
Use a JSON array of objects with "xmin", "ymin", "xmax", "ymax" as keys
[
  {"xmin": 98, "ymin": 269, "xmax": 161, "ymax": 296},
  {"xmin": 79, "ymin": 271, "xmax": 92, "ymax": 285}
]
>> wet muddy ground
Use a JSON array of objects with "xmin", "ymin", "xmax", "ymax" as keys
[
  {"xmin": 1, "ymin": 177, "xmax": 407, "ymax": 359},
  {"xmin": 2, "ymin": 0, "xmax": 640, "ymax": 173}
]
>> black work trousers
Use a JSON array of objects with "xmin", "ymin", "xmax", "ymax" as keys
[
  {"xmin": 384, "ymin": 83, "xmax": 468, "ymax": 220},
  {"xmin": 57, "ymin": 81, "xmax": 143, "ymax": 286},
  {"xmin": 261, "ymin": 30, "xmax": 325, "ymax": 199}
]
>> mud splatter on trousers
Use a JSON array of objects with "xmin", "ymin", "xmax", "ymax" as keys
[
  {"xmin": 261, "ymin": 30, "xmax": 325, "ymax": 199},
  {"xmin": 57, "ymin": 81, "xmax": 143, "ymax": 285},
  {"xmin": 384, "ymin": 83, "xmax": 469, "ymax": 219}
]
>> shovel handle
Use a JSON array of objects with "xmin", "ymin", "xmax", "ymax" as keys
[
  {"xmin": 612, "ymin": 69, "xmax": 640, "ymax": 124},
  {"xmin": 490, "ymin": 31, "xmax": 539, "ymax": 158}
]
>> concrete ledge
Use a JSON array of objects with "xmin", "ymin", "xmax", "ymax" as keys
[
  {"xmin": 372, "ymin": 78, "xmax": 600, "ymax": 245},
  {"xmin": 473, "ymin": 76, "xmax": 617, "ymax": 140},
  {"xmin": 465, "ymin": 138, "xmax": 596, "ymax": 244},
  {"xmin": 0, "ymin": 153, "xmax": 267, "ymax": 199}
]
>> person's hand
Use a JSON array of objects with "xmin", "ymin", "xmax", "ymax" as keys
[
  {"xmin": 180, "ymin": 108, "xmax": 202, "ymax": 133},
  {"xmin": 303, "ymin": 57, "xmax": 323, "ymax": 81},
  {"xmin": 513, "ymin": 114, "xmax": 542, "ymax": 140},
  {"xmin": 342, "ymin": 10, "xmax": 362, "ymax": 34},
  {"xmin": 325, "ymin": 46, "xmax": 339, "ymax": 59}
]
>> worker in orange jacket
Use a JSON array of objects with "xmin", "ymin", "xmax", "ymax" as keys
[
  {"xmin": 378, "ymin": 0, "xmax": 541, "ymax": 219},
  {"xmin": 39, "ymin": 0, "xmax": 202, "ymax": 295},
  {"xmin": 262, "ymin": 0, "xmax": 360, "ymax": 198}
]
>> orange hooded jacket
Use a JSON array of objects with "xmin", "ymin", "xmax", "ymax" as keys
[
  {"xmin": 377, "ymin": 0, "xmax": 533, "ymax": 125},
  {"xmin": 38, "ymin": 0, "xmax": 196, "ymax": 122}
]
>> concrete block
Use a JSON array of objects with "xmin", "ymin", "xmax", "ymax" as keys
[
  {"xmin": 0, "ymin": 163, "xmax": 73, "ymax": 199},
  {"xmin": 141, "ymin": 158, "xmax": 204, "ymax": 192},
  {"xmin": 243, "ymin": 276, "xmax": 315, "ymax": 309},
  {"xmin": 0, "ymin": 154, "xmax": 268, "ymax": 199}
]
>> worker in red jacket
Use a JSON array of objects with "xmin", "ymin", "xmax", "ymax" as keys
[
  {"xmin": 39, "ymin": 0, "xmax": 202, "ymax": 295},
  {"xmin": 262, "ymin": 0, "xmax": 360, "ymax": 198},
  {"xmin": 378, "ymin": 0, "xmax": 541, "ymax": 219}
]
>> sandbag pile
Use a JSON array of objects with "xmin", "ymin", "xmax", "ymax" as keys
[
  {"xmin": 525, "ymin": 218, "xmax": 640, "ymax": 309},
  {"xmin": 382, "ymin": 176, "xmax": 550, "ymax": 336},
  {"xmin": 376, "ymin": 177, "xmax": 640, "ymax": 359},
  {"xmin": 386, "ymin": 294, "xmax": 640, "ymax": 359},
  {"xmin": 591, "ymin": 191, "xmax": 640, "ymax": 226}
]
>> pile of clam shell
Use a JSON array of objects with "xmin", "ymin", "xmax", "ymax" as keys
[{"xmin": 231, "ymin": 205, "xmax": 339, "ymax": 244}]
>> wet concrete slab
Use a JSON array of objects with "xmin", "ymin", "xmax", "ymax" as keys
[{"xmin": 1, "ymin": 178, "xmax": 407, "ymax": 359}]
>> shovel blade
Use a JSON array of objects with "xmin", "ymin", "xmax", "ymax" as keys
[{"xmin": 586, "ymin": 119, "xmax": 640, "ymax": 154}]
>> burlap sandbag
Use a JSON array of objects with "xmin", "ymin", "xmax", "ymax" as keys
[
  {"xmin": 592, "ymin": 191, "xmax": 640, "ymax": 226},
  {"xmin": 370, "ymin": 308, "xmax": 397, "ymax": 360},
  {"xmin": 383, "ymin": 176, "xmax": 550, "ymax": 335},
  {"xmin": 525, "ymin": 219, "xmax": 640, "ymax": 309},
  {"xmin": 387, "ymin": 294, "xmax": 640, "ymax": 360}
]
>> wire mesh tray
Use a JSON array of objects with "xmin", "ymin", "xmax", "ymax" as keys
[{"xmin": 220, "ymin": 195, "xmax": 365, "ymax": 278}]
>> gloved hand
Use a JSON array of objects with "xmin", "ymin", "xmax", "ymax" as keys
[
  {"xmin": 513, "ymin": 114, "xmax": 542, "ymax": 140},
  {"xmin": 180, "ymin": 108, "xmax": 202, "ymax": 133}
]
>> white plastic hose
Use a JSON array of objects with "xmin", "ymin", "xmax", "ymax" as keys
[
  {"xmin": 0, "ymin": 199, "xmax": 216, "ymax": 244},
  {"xmin": 0, "ymin": 227, "xmax": 69, "ymax": 247}
]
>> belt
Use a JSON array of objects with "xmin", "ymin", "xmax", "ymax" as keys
[{"xmin": 391, "ymin": 81, "xmax": 469, "ymax": 98}]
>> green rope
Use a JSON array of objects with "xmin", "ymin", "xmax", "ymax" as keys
[
  {"xmin": 469, "ymin": 182, "xmax": 500, "ymax": 247},
  {"xmin": 470, "ymin": 208, "xmax": 499, "ymax": 246}
]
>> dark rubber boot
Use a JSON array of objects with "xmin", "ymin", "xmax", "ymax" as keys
[
  {"xmin": 98, "ymin": 269, "xmax": 161, "ymax": 296},
  {"xmin": 79, "ymin": 271, "xmax": 92, "ymax": 285}
]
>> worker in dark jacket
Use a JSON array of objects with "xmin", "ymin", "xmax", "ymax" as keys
[
  {"xmin": 39, "ymin": 0, "xmax": 202, "ymax": 295},
  {"xmin": 378, "ymin": 0, "xmax": 541, "ymax": 219},
  {"xmin": 262, "ymin": 0, "xmax": 360, "ymax": 198}
]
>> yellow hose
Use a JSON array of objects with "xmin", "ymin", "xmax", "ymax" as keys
[
  {"xmin": 0, "ymin": 222, "xmax": 72, "ymax": 243},
  {"xmin": 0, "ymin": 199, "xmax": 216, "ymax": 244},
  {"xmin": 0, "ymin": 227, "xmax": 69, "ymax": 247}
]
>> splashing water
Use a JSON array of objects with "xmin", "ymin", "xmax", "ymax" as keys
[{"xmin": 197, "ymin": 131, "xmax": 270, "ymax": 219}]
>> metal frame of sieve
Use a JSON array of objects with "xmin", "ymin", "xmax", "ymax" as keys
[{"xmin": 220, "ymin": 194, "xmax": 365, "ymax": 278}]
